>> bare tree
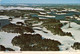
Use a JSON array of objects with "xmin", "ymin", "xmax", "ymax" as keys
[{"xmin": 66, "ymin": 16, "xmax": 72, "ymax": 28}]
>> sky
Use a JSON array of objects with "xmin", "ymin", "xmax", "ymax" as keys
[{"xmin": 0, "ymin": 0, "xmax": 80, "ymax": 4}]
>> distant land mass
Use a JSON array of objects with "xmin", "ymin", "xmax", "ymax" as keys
[{"xmin": 0, "ymin": 3, "xmax": 80, "ymax": 7}]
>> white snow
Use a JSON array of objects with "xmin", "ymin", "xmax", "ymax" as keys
[
  {"xmin": 32, "ymin": 22, "xmax": 43, "ymax": 26},
  {"xmin": 0, "ymin": 5, "xmax": 80, "ymax": 52},
  {"xmin": 45, "ymin": 15, "xmax": 55, "ymax": 17},
  {"xmin": 0, "ymin": 16, "xmax": 25, "ymax": 24},
  {"xmin": 0, "ymin": 31, "xmax": 20, "ymax": 51},
  {"xmin": 69, "ymin": 9, "xmax": 77, "ymax": 12},
  {"xmin": 61, "ymin": 21, "xmax": 80, "ymax": 51},
  {"xmin": 0, "ymin": 6, "xmax": 4, "ymax": 10},
  {"xmin": 47, "ymin": 12, "xmax": 51, "ymax": 13},
  {"xmin": 56, "ymin": 13, "xmax": 66, "ymax": 15},
  {"xmin": 33, "ymin": 21, "xmax": 80, "ymax": 51},
  {"xmin": 0, "ymin": 6, "xmax": 44, "ymax": 11},
  {"xmin": 40, "ymin": 12, "xmax": 46, "ymax": 14},
  {"xmin": 0, "ymin": 16, "xmax": 9, "ymax": 19},
  {"xmin": 61, "ymin": 21, "xmax": 80, "ymax": 42},
  {"xmin": 77, "ymin": 18, "xmax": 80, "ymax": 20},
  {"xmin": 60, "ymin": 21, "xmax": 68, "ymax": 23},
  {"xmin": 33, "ymin": 27, "xmax": 75, "ymax": 51},
  {"xmin": 11, "ymin": 18, "xmax": 25, "ymax": 24}
]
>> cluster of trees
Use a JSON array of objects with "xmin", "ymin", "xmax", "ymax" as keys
[
  {"xmin": 1, "ymin": 23, "xmax": 34, "ymax": 34},
  {"xmin": 0, "ymin": 45, "xmax": 14, "ymax": 51},
  {"xmin": 42, "ymin": 19, "xmax": 72, "ymax": 36},
  {"xmin": 72, "ymin": 42, "xmax": 80, "ymax": 50},
  {"xmin": 12, "ymin": 34, "xmax": 61, "ymax": 51},
  {"xmin": 52, "ymin": 27, "xmax": 72, "ymax": 36}
]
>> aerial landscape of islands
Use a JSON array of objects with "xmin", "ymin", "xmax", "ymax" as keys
[{"xmin": 0, "ymin": 2, "xmax": 80, "ymax": 51}]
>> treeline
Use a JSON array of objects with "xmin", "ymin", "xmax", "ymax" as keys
[
  {"xmin": 1, "ymin": 23, "xmax": 34, "ymax": 34},
  {"xmin": 0, "ymin": 10, "xmax": 40, "ymax": 17}
]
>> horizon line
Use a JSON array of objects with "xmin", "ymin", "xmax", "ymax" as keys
[{"xmin": 1, "ymin": 3, "xmax": 80, "ymax": 5}]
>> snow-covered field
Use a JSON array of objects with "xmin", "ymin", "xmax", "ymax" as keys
[
  {"xmin": 0, "ymin": 8, "xmax": 80, "ymax": 51},
  {"xmin": 0, "ymin": 15, "xmax": 80, "ymax": 51},
  {"xmin": 33, "ymin": 21, "xmax": 80, "ymax": 51},
  {"xmin": 0, "ymin": 31, "xmax": 20, "ymax": 51},
  {"xmin": 61, "ymin": 21, "xmax": 80, "ymax": 43},
  {"xmin": 33, "ymin": 27, "xmax": 74, "ymax": 51}
]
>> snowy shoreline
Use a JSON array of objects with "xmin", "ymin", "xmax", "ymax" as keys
[
  {"xmin": 0, "ymin": 19, "xmax": 80, "ymax": 51},
  {"xmin": 0, "ymin": 31, "xmax": 21, "ymax": 51}
]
